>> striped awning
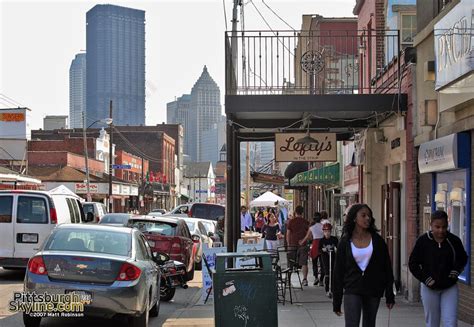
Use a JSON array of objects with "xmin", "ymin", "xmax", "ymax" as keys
[{"xmin": 290, "ymin": 163, "xmax": 340, "ymax": 186}]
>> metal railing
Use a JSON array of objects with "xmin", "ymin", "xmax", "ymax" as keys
[{"xmin": 225, "ymin": 30, "xmax": 401, "ymax": 95}]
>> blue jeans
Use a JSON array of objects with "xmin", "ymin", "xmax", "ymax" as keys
[
  {"xmin": 421, "ymin": 283, "xmax": 458, "ymax": 327},
  {"xmin": 343, "ymin": 294, "xmax": 381, "ymax": 327}
]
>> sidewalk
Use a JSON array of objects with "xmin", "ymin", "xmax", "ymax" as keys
[{"xmin": 164, "ymin": 273, "xmax": 473, "ymax": 327}]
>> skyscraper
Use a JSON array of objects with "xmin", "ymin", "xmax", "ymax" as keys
[
  {"xmin": 86, "ymin": 4, "xmax": 145, "ymax": 126},
  {"xmin": 167, "ymin": 94, "xmax": 191, "ymax": 155},
  {"xmin": 69, "ymin": 53, "xmax": 86, "ymax": 128},
  {"xmin": 189, "ymin": 66, "xmax": 221, "ymax": 162}
]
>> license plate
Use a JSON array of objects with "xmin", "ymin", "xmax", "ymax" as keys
[
  {"xmin": 21, "ymin": 234, "xmax": 38, "ymax": 243},
  {"xmin": 65, "ymin": 290, "xmax": 92, "ymax": 304}
]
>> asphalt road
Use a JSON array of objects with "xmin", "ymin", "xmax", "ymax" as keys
[{"xmin": 0, "ymin": 267, "xmax": 203, "ymax": 327}]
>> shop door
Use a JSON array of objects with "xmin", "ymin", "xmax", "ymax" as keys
[{"xmin": 381, "ymin": 182, "xmax": 401, "ymax": 290}]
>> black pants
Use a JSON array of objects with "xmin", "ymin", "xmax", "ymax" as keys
[
  {"xmin": 320, "ymin": 253, "xmax": 334, "ymax": 292},
  {"xmin": 343, "ymin": 294, "xmax": 381, "ymax": 327},
  {"xmin": 311, "ymin": 255, "xmax": 323, "ymax": 283}
]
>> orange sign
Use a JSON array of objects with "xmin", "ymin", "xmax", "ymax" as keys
[{"xmin": 0, "ymin": 113, "xmax": 25, "ymax": 122}]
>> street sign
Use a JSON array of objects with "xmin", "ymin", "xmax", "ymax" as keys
[
  {"xmin": 195, "ymin": 190, "xmax": 208, "ymax": 193},
  {"xmin": 112, "ymin": 164, "xmax": 132, "ymax": 169}
]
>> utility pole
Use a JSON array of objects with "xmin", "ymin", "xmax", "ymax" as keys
[
  {"xmin": 82, "ymin": 111, "xmax": 92, "ymax": 202},
  {"xmin": 231, "ymin": 0, "xmax": 239, "ymax": 80},
  {"xmin": 246, "ymin": 142, "xmax": 250, "ymax": 209},
  {"xmin": 108, "ymin": 100, "xmax": 113, "ymax": 213}
]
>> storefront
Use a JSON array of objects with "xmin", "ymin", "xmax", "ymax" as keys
[{"xmin": 418, "ymin": 133, "xmax": 471, "ymax": 283}]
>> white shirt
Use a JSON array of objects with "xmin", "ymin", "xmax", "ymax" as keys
[
  {"xmin": 351, "ymin": 239, "xmax": 373, "ymax": 272},
  {"xmin": 310, "ymin": 223, "xmax": 324, "ymax": 240}
]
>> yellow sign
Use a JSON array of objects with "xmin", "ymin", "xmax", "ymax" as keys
[{"xmin": 0, "ymin": 113, "xmax": 25, "ymax": 122}]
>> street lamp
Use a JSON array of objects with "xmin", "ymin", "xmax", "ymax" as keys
[{"xmin": 82, "ymin": 113, "xmax": 113, "ymax": 202}]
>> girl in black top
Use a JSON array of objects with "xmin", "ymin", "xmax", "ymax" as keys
[
  {"xmin": 333, "ymin": 204, "xmax": 395, "ymax": 327},
  {"xmin": 409, "ymin": 210, "xmax": 467, "ymax": 327},
  {"xmin": 262, "ymin": 213, "xmax": 281, "ymax": 250}
]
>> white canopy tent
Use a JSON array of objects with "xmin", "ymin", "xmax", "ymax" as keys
[
  {"xmin": 50, "ymin": 185, "xmax": 84, "ymax": 202},
  {"xmin": 250, "ymin": 191, "xmax": 289, "ymax": 208}
]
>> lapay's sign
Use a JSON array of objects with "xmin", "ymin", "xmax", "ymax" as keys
[{"xmin": 275, "ymin": 133, "xmax": 337, "ymax": 162}]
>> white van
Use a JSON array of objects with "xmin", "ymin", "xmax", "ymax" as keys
[
  {"xmin": 83, "ymin": 202, "xmax": 108, "ymax": 223},
  {"xmin": 0, "ymin": 190, "xmax": 93, "ymax": 269}
]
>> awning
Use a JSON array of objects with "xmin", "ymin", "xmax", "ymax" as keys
[{"xmin": 290, "ymin": 163, "xmax": 340, "ymax": 186}]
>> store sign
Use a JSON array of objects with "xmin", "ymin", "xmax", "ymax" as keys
[
  {"xmin": 418, "ymin": 134, "xmax": 457, "ymax": 173},
  {"xmin": 112, "ymin": 184, "xmax": 120, "ymax": 195},
  {"xmin": 0, "ymin": 113, "xmax": 25, "ymax": 122},
  {"xmin": 435, "ymin": 0, "xmax": 474, "ymax": 90},
  {"xmin": 275, "ymin": 133, "xmax": 337, "ymax": 162},
  {"xmin": 75, "ymin": 183, "xmax": 99, "ymax": 194},
  {"xmin": 121, "ymin": 185, "xmax": 131, "ymax": 195},
  {"xmin": 131, "ymin": 186, "xmax": 139, "ymax": 196}
]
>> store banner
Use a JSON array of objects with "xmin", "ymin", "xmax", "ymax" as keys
[{"xmin": 275, "ymin": 133, "xmax": 337, "ymax": 162}]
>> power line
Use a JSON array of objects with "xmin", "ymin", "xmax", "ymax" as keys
[
  {"xmin": 261, "ymin": 0, "xmax": 295, "ymax": 31},
  {"xmin": 0, "ymin": 93, "xmax": 24, "ymax": 107},
  {"xmin": 223, "ymin": 0, "xmax": 228, "ymax": 30}
]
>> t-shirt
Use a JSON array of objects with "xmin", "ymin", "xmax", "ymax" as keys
[
  {"xmin": 262, "ymin": 224, "xmax": 280, "ymax": 240},
  {"xmin": 351, "ymin": 239, "xmax": 373, "ymax": 272},
  {"xmin": 310, "ymin": 223, "xmax": 324, "ymax": 240},
  {"xmin": 287, "ymin": 216, "xmax": 309, "ymax": 247}
]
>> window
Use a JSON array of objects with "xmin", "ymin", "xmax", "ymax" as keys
[
  {"xmin": 17, "ymin": 196, "xmax": 48, "ymax": 224},
  {"xmin": 401, "ymin": 14, "xmax": 417, "ymax": 47},
  {"xmin": 66, "ymin": 198, "xmax": 78, "ymax": 223},
  {"xmin": 0, "ymin": 196, "xmax": 13, "ymax": 223}
]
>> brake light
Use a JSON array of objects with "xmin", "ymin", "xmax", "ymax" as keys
[
  {"xmin": 28, "ymin": 256, "xmax": 48, "ymax": 275},
  {"xmin": 117, "ymin": 263, "xmax": 141, "ymax": 281},
  {"xmin": 171, "ymin": 241, "xmax": 181, "ymax": 254},
  {"xmin": 50, "ymin": 208, "xmax": 57, "ymax": 224}
]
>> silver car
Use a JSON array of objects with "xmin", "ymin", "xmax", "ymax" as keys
[{"xmin": 23, "ymin": 224, "xmax": 160, "ymax": 327}]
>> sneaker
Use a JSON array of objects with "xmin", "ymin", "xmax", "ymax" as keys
[
  {"xmin": 313, "ymin": 280, "xmax": 319, "ymax": 286},
  {"xmin": 302, "ymin": 279, "xmax": 308, "ymax": 286},
  {"xmin": 326, "ymin": 292, "xmax": 333, "ymax": 299}
]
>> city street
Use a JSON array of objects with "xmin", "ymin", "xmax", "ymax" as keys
[{"xmin": 0, "ymin": 268, "xmax": 204, "ymax": 327}]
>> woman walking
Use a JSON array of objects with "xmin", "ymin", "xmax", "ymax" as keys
[
  {"xmin": 299, "ymin": 212, "xmax": 324, "ymax": 286},
  {"xmin": 409, "ymin": 210, "xmax": 467, "ymax": 327},
  {"xmin": 333, "ymin": 204, "xmax": 395, "ymax": 327},
  {"xmin": 262, "ymin": 211, "xmax": 282, "ymax": 250}
]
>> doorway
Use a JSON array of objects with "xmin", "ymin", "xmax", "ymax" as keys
[{"xmin": 382, "ymin": 182, "xmax": 401, "ymax": 291}]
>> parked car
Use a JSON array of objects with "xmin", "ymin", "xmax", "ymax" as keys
[
  {"xmin": 82, "ymin": 201, "xmax": 107, "ymax": 223},
  {"xmin": 23, "ymin": 224, "xmax": 160, "ymax": 327},
  {"xmin": 181, "ymin": 217, "xmax": 214, "ymax": 270},
  {"xmin": 0, "ymin": 190, "xmax": 92, "ymax": 269},
  {"xmin": 164, "ymin": 204, "xmax": 192, "ymax": 217},
  {"xmin": 127, "ymin": 216, "xmax": 195, "ymax": 281},
  {"xmin": 148, "ymin": 208, "xmax": 167, "ymax": 215},
  {"xmin": 188, "ymin": 203, "xmax": 225, "ymax": 222},
  {"xmin": 98, "ymin": 213, "xmax": 136, "ymax": 227}
]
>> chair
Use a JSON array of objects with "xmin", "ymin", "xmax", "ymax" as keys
[
  {"xmin": 275, "ymin": 246, "xmax": 296, "ymax": 305},
  {"xmin": 203, "ymin": 255, "xmax": 213, "ymax": 304},
  {"xmin": 284, "ymin": 245, "xmax": 304, "ymax": 290}
]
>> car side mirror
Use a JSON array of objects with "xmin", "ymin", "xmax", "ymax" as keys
[
  {"xmin": 85, "ymin": 212, "xmax": 94, "ymax": 222},
  {"xmin": 191, "ymin": 234, "xmax": 201, "ymax": 243}
]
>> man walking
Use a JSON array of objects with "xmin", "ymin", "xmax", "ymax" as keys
[
  {"xmin": 240, "ymin": 205, "xmax": 253, "ymax": 232},
  {"xmin": 287, "ymin": 205, "xmax": 310, "ymax": 286}
]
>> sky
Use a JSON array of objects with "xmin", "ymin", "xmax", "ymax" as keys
[{"xmin": 0, "ymin": 0, "xmax": 355, "ymax": 131}]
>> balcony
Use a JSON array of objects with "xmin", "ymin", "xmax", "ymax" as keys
[{"xmin": 225, "ymin": 30, "xmax": 407, "ymax": 134}]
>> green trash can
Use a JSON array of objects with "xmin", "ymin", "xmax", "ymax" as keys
[{"xmin": 213, "ymin": 252, "xmax": 278, "ymax": 327}]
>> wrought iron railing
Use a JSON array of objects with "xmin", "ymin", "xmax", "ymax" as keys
[{"xmin": 225, "ymin": 30, "xmax": 401, "ymax": 95}]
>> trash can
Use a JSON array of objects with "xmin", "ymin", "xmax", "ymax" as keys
[{"xmin": 213, "ymin": 252, "xmax": 278, "ymax": 327}]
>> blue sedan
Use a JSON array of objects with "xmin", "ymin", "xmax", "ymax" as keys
[{"xmin": 23, "ymin": 224, "xmax": 160, "ymax": 327}]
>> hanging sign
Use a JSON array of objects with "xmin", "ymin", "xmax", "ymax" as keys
[{"xmin": 275, "ymin": 133, "xmax": 337, "ymax": 162}]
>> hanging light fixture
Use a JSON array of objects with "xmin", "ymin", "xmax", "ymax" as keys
[{"xmin": 295, "ymin": 116, "xmax": 318, "ymax": 145}]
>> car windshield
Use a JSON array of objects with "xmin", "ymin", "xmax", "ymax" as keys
[
  {"xmin": 45, "ymin": 229, "xmax": 131, "ymax": 256},
  {"xmin": 128, "ymin": 220, "xmax": 176, "ymax": 236},
  {"xmin": 100, "ymin": 214, "xmax": 129, "ymax": 224}
]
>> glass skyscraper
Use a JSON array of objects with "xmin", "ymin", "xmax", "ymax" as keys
[
  {"xmin": 86, "ymin": 4, "xmax": 145, "ymax": 126},
  {"xmin": 69, "ymin": 53, "xmax": 86, "ymax": 128}
]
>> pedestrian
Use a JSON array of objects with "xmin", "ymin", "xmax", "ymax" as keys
[
  {"xmin": 320, "ymin": 210, "xmax": 330, "ymax": 226},
  {"xmin": 262, "ymin": 212, "xmax": 282, "ymax": 250},
  {"xmin": 408, "ymin": 210, "xmax": 468, "ymax": 327},
  {"xmin": 299, "ymin": 212, "xmax": 324, "ymax": 286},
  {"xmin": 254, "ymin": 209, "xmax": 265, "ymax": 233},
  {"xmin": 319, "ymin": 223, "xmax": 338, "ymax": 297},
  {"xmin": 287, "ymin": 205, "xmax": 310, "ymax": 286},
  {"xmin": 240, "ymin": 205, "xmax": 253, "ymax": 232},
  {"xmin": 333, "ymin": 203, "xmax": 395, "ymax": 327}
]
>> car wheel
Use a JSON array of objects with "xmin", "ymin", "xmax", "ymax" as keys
[
  {"xmin": 186, "ymin": 265, "xmax": 195, "ymax": 281},
  {"xmin": 160, "ymin": 286, "xmax": 176, "ymax": 302},
  {"xmin": 128, "ymin": 296, "xmax": 149, "ymax": 327},
  {"xmin": 149, "ymin": 289, "xmax": 160, "ymax": 317},
  {"xmin": 23, "ymin": 313, "xmax": 41, "ymax": 327}
]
